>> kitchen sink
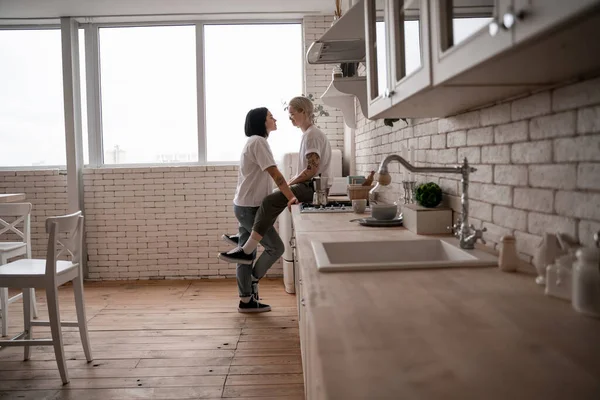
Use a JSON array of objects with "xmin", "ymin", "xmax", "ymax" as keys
[{"xmin": 311, "ymin": 238, "xmax": 498, "ymax": 272}]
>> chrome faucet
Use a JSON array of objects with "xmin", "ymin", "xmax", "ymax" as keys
[{"xmin": 375, "ymin": 155, "xmax": 486, "ymax": 250}]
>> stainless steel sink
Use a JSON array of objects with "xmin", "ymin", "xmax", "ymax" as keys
[{"xmin": 311, "ymin": 238, "xmax": 498, "ymax": 272}]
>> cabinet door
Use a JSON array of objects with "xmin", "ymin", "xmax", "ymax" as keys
[
  {"xmin": 431, "ymin": 0, "xmax": 513, "ymax": 85},
  {"xmin": 513, "ymin": 0, "xmax": 600, "ymax": 43},
  {"xmin": 365, "ymin": 0, "xmax": 393, "ymax": 117},
  {"xmin": 389, "ymin": 0, "xmax": 432, "ymax": 105}
]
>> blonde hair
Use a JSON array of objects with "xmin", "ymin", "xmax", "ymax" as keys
[{"xmin": 288, "ymin": 96, "xmax": 316, "ymax": 123}]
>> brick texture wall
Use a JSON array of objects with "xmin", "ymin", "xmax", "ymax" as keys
[
  {"xmin": 0, "ymin": 170, "xmax": 68, "ymax": 259},
  {"xmin": 355, "ymin": 77, "xmax": 600, "ymax": 263},
  {"xmin": 83, "ymin": 166, "xmax": 249, "ymax": 280},
  {"xmin": 303, "ymin": 15, "xmax": 345, "ymax": 150}
]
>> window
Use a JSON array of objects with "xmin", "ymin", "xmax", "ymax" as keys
[
  {"xmin": 0, "ymin": 29, "xmax": 65, "ymax": 167},
  {"xmin": 203, "ymin": 24, "xmax": 302, "ymax": 162},
  {"xmin": 99, "ymin": 25, "xmax": 197, "ymax": 164}
]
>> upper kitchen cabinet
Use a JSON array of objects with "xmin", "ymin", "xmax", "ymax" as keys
[
  {"xmin": 430, "ymin": 0, "xmax": 511, "ymax": 85},
  {"xmin": 365, "ymin": 0, "xmax": 434, "ymax": 119},
  {"xmin": 438, "ymin": 0, "xmax": 600, "ymax": 86},
  {"xmin": 364, "ymin": 0, "xmax": 393, "ymax": 117}
]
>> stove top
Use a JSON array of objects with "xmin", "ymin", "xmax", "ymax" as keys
[{"xmin": 300, "ymin": 201, "xmax": 354, "ymax": 213}]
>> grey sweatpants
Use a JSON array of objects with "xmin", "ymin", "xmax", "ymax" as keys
[{"xmin": 252, "ymin": 181, "xmax": 315, "ymax": 237}]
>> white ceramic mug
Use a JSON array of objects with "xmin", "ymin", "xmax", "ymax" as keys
[{"xmin": 352, "ymin": 199, "xmax": 367, "ymax": 214}]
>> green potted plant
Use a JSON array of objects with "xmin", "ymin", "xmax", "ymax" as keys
[{"xmin": 414, "ymin": 182, "xmax": 443, "ymax": 208}]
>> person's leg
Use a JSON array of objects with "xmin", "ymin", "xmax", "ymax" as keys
[
  {"xmin": 251, "ymin": 226, "xmax": 285, "ymax": 300},
  {"xmin": 231, "ymin": 206, "xmax": 271, "ymax": 313},
  {"xmin": 252, "ymin": 182, "xmax": 314, "ymax": 237},
  {"xmin": 233, "ymin": 206, "xmax": 254, "ymax": 300},
  {"xmin": 220, "ymin": 182, "xmax": 313, "ymax": 264}
]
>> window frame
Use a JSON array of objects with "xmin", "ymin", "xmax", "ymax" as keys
[{"xmin": 0, "ymin": 18, "xmax": 304, "ymax": 170}]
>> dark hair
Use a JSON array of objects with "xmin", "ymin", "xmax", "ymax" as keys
[{"xmin": 244, "ymin": 107, "xmax": 269, "ymax": 138}]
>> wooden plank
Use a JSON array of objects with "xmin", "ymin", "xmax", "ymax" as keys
[
  {"xmin": 0, "ymin": 278, "xmax": 303, "ymax": 399},
  {"xmin": 222, "ymin": 384, "xmax": 304, "ymax": 398}
]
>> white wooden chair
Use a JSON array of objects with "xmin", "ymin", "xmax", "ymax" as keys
[
  {"xmin": 0, "ymin": 202, "xmax": 38, "ymax": 336},
  {"xmin": 0, "ymin": 211, "xmax": 93, "ymax": 384}
]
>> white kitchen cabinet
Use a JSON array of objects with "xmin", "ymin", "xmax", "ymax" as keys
[
  {"xmin": 365, "ymin": 0, "xmax": 434, "ymax": 119},
  {"xmin": 389, "ymin": 0, "xmax": 432, "ymax": 107},
  {"xmin": 363, "ymin": 0, "xmax": 600, "ymax": 117},
  {"xmin": 513, "ymin": 0, "xmax": 599, "ymax": 43},
  {"xmin": 430, "ymin": 0, "xmax": 512, "ymax": 85}
]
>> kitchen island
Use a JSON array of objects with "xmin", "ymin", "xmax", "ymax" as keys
[{"xmin": 291, "ymin": 206, "xmax": 600, "ymax": 399}]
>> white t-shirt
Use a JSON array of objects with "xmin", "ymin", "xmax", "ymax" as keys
[
  {"xmin": 233, "ymin": 136, "xmax": 277, "ymax": 207},
  {"xmin": 297, "ymin": 125, "xmax": 332, "ymax": 183}
]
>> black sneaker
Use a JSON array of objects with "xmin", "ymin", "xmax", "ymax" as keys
[
  {"xmin": 238, "ymin": 295, "xmax": 271, "ymax": 313},
  {"xmin": 222, "ymin": 233, "xmax": 240, "ymax": 246},
  {"xmin": 252, "ymin": 280, "xmax": 260, "ymax": 300},
  {"xmin": 218, "ymin": 248, "xmax": 253, "ymax": 264}
]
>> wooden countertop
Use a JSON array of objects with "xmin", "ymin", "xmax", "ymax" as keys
[
  {"xmin": 291, "ymin": 206, "xmax": 600, "ymax": 399},
  {"xmin": 0, "ymin": 193, "xmax": 25, "ymax": 203}
]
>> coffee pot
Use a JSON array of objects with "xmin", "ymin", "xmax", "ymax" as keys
[{"xmin": 312, "ymin": 175, "xmax": 328, "ymax": 206}]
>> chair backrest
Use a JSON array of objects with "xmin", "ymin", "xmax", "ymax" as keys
[
  {"xmin": 0, "ymin": 202, "xmax": 32, "ymax": 258},
  {"xmin": 45, "ymin": 211, "xmax": 84, "ymax": 278}
]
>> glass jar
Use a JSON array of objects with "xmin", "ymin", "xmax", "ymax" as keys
[{"xmin": 572, "ymin": 247, "xmax": 600, "ymax": 318}]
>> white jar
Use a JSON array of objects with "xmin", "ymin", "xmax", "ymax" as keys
[
  {"xmin": 572, "ymin": 247, "xmax": 600, "ymax": 318},
  {"xmin": 545, "ymin": 254, "xmax": 573, "ymax": 301}
]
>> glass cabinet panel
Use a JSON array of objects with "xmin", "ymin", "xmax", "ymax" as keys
[
  {"xmin": 391, "ymin": 0, "xmax": 422, "ymax": 82},
  {"xmin": 375, "ymin": 18, "xmax": 388, "ymax": 97},
  {"xmin": 366, "ymin": 0, "xmax": 389, "ymax": 101},
  {"xmin": 440, "ymin": 0, "xmax": 495, "ymax": 52}
]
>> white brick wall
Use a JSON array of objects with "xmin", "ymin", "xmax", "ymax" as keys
[
  {"xmin": 303, "ymin": 15, "xmax": 345, "ymax": 151},
  {"xmin": 0, "ymin": 170, "xmax": 68, "ymax": 259},
  {"xmin": 355, "ymin": 76, "xmax": 600, "ymax": 262},
  {"xmin": 1, "ymin": 166, "xmax": 284, "ymax": 280},
  {"xmin": 82, "ymin": 165, "xmax": 271, "ymax": 280}
]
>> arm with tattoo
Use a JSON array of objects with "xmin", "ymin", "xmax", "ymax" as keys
[
  {"xmin": 266, "ymin": 166, "xmax": 297, "ymax": 203},
  {"xmin": 288, "ymin": 152, "xmax": 320, "ymax": 186}
]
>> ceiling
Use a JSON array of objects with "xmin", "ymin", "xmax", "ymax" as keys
[{"xmin": 0, "ymin": 0, "xmax": 343, "ymax": 20}]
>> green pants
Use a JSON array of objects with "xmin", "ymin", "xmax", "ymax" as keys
[{"xmin": 252, "ymin": 181, "xmax": 314, "ymax": 236}]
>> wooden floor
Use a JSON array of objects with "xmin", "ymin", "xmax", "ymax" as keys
[{"xmin": 0, "ymin": 279, "xmax": 304, "ymax": 400}]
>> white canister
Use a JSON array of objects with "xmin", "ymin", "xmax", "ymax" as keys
[
  {"xmin": 572, "ymin": 247, "xmax": 600, "ymax": 318},
  {"xmin": 545, "ymin": 254, "xmax": 573, "ymax": 301}
]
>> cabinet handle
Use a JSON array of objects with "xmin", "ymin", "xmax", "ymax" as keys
[
  {"xmin": 383, "ymin": 89, "xmax": 396, "ymax": 99},
  {"xmin": 489, "ymin": 9, "xmax": 526, "ymax": 36},
  {"xmin": 301, "ymin": 298, "xmax": 305, "ymax": 307},
  {"xmin": 503, "ymin": 9, "xmax": 527, "ymax": 29}
]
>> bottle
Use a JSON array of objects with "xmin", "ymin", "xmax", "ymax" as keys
[
  {"xmin": 498, "ymin": 235, "xmax": 518, "ymax": 272},
  {"xmin": 572, "ymin": 246, "xmax": 600, "ymax": 318}
]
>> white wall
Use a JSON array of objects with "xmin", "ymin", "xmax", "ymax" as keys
[{"xmin": 354, "ymin": 77, "xmax": 600, "ymax": 263}]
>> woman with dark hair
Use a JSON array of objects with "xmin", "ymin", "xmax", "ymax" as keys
[{"xmin": 224, "ymin": 107, "xmax": 297, "ymax": 313}]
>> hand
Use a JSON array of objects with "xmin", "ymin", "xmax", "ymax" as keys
[{"xmin": 287, "ymin": 196, "xmax": 299, "ymax": 211}]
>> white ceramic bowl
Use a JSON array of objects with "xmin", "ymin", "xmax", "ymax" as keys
[{"xmin": 370, "ymin": 203, "xmax": 398, "ymax": 220}]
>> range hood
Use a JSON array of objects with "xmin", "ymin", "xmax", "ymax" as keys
[{"xmin": 306, "ymin": 0, "xmax": 365, "ymax": 64}]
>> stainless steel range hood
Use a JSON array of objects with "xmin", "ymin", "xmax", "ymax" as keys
[{"xmin": 306, "ymin": 0, "xmax": 365, "ymax": 64}]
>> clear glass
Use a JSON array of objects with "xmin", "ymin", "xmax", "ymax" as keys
[
  {"xmin": 79, "ymin": 28, "xmax": 89, "ymax": 165},
  {"xmin": 375, "ymin": 0, "xmax": 388, "ymax": 97},
  {"xmin": 204, "ymin": 24, "xmax": 302, "ymax": 162},
  {"xmin": 394, "ymin": 0, "xmax": 422, "ymax": 81},
  {"xmin": 447, "ymin": 0, "xmax": 494, "ymax": 49},
  {"xmin": 99, "ymin": 25, "xmax": 198, "ymax": 164},
  {"xmin": 0, "ymin": 29, "xmax": 66, "ymax": 167}
]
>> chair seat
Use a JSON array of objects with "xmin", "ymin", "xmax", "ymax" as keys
[
  {"xmin": 0, "ymin": 259, "xmax": 78, "ymax": 278},
  {"xmin": 0, "ymin": 242, "xmax": 27, "ymax": 253}
]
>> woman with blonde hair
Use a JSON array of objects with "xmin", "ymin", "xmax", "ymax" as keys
[{"xmin": 219, "ymin": 96, "xmax": 332, "ymax": 296}]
